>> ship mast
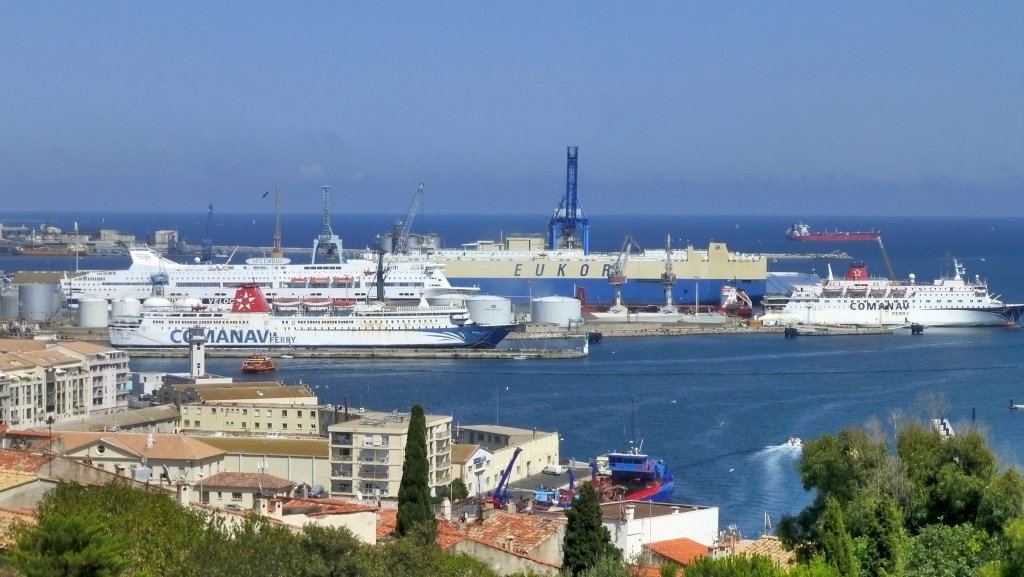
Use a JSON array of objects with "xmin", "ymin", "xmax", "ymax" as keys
[{"xmin": 271, "ymin": 187, "xmax": 283, "ymax": 259}]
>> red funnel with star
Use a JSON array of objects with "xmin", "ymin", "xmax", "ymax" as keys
[{"xmin": 231, "ymin": 284, "xmax": 272, "ymax": 313}]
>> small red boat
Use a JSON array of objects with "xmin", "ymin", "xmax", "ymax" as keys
[
  {"xmin": 241, "ymin": 354, "xmax": 276, "ymax": 374},
  {"xmin": 786, "ymin": 222, "xmax": 881, "ymax": 241}
]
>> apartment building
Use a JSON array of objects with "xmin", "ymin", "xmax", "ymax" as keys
[
  {"xmin": 0, "ymin": 340, "xmax": 130, "ymax": 427},
  {"xmin": 327, "ymin": 409, "xmax": 452, "ymax": 500}
]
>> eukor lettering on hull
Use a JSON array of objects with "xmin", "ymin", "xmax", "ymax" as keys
[{"xmin": 512, "ymin": 263, "xmax": 608, "ymax": 277}]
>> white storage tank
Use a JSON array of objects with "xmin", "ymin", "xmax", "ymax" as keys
[
  {"xmin": 19, "ymin": 284, "xmax": 61, "ymax": 322},
  {"xmin": 465, "ymin": 295, "xmax": 513, "ymax": 326},
  {"xmin": 531, "ymin": 296, "xmax": 582, "ymax": 328},
  {"xmin": 427, "ymin": 293, "xmax": 467, "ymax": 307},
  {"xmin": 0, "ymin": 292, "xmax": 18, "ymax": 321},
  {"xmin": 78, "ymin": 297, "xmax": 109, "ymax": 328},
  {"xmin": 111, "ymin": 297, "xmax": 141, "ymax": 319}
]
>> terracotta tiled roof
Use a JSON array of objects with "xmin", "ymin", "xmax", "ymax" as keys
[
  {"xmin": 60, "ymin": 432, "xmax": 226, "ymax": 461},
  {"xmin": 376, "ymin": 509, "xmax": 463, "ymax": 548},
  {"xmin": 281, "ymin": 497, "xmax": 376, "ymax": 517},
  {"xmin": 200, "ymin": 472, "xmax": 295, "ymax": 491},
  {"xmin": 460, "ymin": 510, "xmax": 564, "ymax": 556},
  {"xmin": 644, "ymin": 537, "xmax": 709, "ymax": 566},
  {"xmin": 736, "ymin": 535, "xmax": 796, "ymax": 567},
  {"xmin": 0, "ymin": 449, "xmax": 54, "ymax": 473}
]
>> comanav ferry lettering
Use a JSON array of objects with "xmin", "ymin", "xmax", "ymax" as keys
[
  {"xmin": 513, "ymin": 263, "xmax": 609, "ymax": 277},
  {"xmin": 848, "ymin": 300, "xmax": 910, "ymax": 311},
  {"xmin": 170, "ymin": 329, "xmax": 296, "ymax": 345}
]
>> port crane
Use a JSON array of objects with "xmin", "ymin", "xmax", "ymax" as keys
[
  {"xmin": 392, "ymin": 182, "xmax": 424, "ymax": 254},
  {"xmin": 200, "ymin": 203, "xmax": 214, "ymax": 264},
  {"xmin": 548, "ymin": 146, "xmax": 590, "ymax": 253},
  {"xmin": 491, "ymin": 446, "xmax": 522, "ymax": 508},
  {"xmin": 312, "ymin": 185, "xmax": 343, "ymax": 264},
  {"xmin": 607, "ymin": 235, "xmax": 643, "ymax": 314},
  {"xmin": 659, "ymin": 234, "xmax": 677, "ymax": 314}
]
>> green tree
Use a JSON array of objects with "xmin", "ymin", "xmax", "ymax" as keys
[
  {"xmin": 905, "ymin": 523, "xmax": 992, "ymax": 577},
  {"xmin": 396, "ymin": 404, "xmax": 436, "ymax": 543},
  {"xmin": 819, "ymin": 497, "xmax": 857, "ymax": 577},
  {"xmin": 29, "ymin": 480, "xmax": 214, "ymax": 576},
  {"xmin": 979, "ymin": 518, "xmax": 1024, "ymax": 577},
  {"xmin": 577, "ymin": 554, "xmax": 629, "ymax": 577},
  {"xmin": 977, "ymin": 469, "xmax": 1024, "ymax": 534},
  {"xmin": 295, "ymin": 524, "xmax": 365, "ymax": 577},
  {"xmin": 6, "ymin": 515, "xmax": 127, "ymax": 577},
  {"xmin": 450, "ymin": 478, "xmax": 470, "ymax": 500},
  {"xmin": 683, "ymin": 554, "xmax": 783, "ymax": 577},
  {"xmin": 563, "ymin": 483, "xmax": 618, "ymax": 576},
  {"xmin": 860, "ymin": 498, "xmax": 905, "ymax": 577}
]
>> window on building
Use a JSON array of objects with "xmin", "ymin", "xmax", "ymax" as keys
[
  {"xmin": 381, "ymin": 435, "xmax": 389, "ymax": 446},
  {"xmin": 296, "ymin": 410, "xmax": 303, "ymax": 418},
  {"xmin": 255, "ymin": 409, "xmax": 261, "ymax": 417},
  {"xmin": 364, "ymin": 434, "xmax": 373, "ymax": 446},
  {"xmin": 282, "ymin": 423, "xmax": 287, "ymax": 429},
  {"xmin": 282, "ymin": 410, "xmax": 288, "ymax": 417},
  {"xmin": 254, "ymin": 422, "xmax": 260, "ymax": 428},
  {"xmin": 231, "ymin": 492, "xmax": 242, "ymax": 501}
]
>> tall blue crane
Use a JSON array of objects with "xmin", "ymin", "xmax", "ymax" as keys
[{"xmin": 548, "ymin": 146, "xmax": 590, "ymax": 253}]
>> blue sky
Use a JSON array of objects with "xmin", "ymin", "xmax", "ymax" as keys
[{"xmin": 1, "ymin": 2, "xmax": 1022, "ymax": 216}]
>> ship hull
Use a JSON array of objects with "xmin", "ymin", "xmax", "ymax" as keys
[
  {"xmin": 768, "ymin": 302, "xmax": 1021, "ymax": 328},
  {"xmin": 110, "ymin": 321, "xmax": 514, "ymax": 349},
  {"xmin": 387, "ymin": 241, "xmax": 769, "ymax": 306},
  {"xmin": 787, "ymin": 233, "xmax": 881, "ymax": 241},
  {"xmin": 625, "ymin": 480, "xmax": 674, "ymax": 502}
]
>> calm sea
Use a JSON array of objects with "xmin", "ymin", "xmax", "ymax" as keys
[{"xmin": 4, "ymin": 212, "xmax": 1024, "ymax": 537}]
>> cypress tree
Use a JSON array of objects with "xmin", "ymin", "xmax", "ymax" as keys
[
  {"xmin": 564, "ymin": 483, "xmax": 619, "ymax": 576},
  {"xmin": 396, "ymin": 404, "xmax": 436, "ymax": 543},
  {"xmin": 819, "ymin": 497, "xmax": 857, "ymax": 577}
]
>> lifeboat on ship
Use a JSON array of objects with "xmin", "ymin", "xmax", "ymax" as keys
[
  {"xmin": 303, "ymin": 297, "xmax": 332, "ymax": 315},
  {"xmin": 309, "ymin": 276, "xmax": 330, "ymax": 285},
  {"xmin": 272, "ymin": 297, "xmax": 301, "ymax": 314},
  {"xmin": 289, "ymin": 277, "xmax": 308, "ymax": 287},
  {"xmin": 332, "ymin": 298, "xmax": 357, "ymax": 307},
  {"xmin": 332, "ymin": 276, "xmax": 354, "ymax": 285}
]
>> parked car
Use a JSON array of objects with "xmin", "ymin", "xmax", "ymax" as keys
[{"xmin": 542, "ymin": 464, "xmax": 563, "ymax": 475}]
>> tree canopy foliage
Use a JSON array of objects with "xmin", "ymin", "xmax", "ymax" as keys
[
  {"xmin": 397, "ymin": 403, "xmax": 436, "ymax": 543},
  {"xmin": 563, "ymin": 483, "xmax": 618, "ymax": 576},
  {"xmin": 779, "ymin": 419, "xmax": 1024, "ymax": 576}
]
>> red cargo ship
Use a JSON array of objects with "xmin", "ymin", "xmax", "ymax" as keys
[{"xmin": 786, "ymin": 222, "xmax": 881, "ymax": 241}]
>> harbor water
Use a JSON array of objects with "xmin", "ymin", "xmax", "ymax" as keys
[
  {"xmin": 4, "ymin": 213, "xmax": 1024, "ymax": 536},
  {"xmin": 127, "ymin": 326, "xmax": 1024, "ymax": 539}
]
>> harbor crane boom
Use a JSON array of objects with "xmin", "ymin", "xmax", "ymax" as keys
[
  {"xmin": 607, "ymin": 235, "xmax": 643, "ymax": 312},
  {"xmin": 877, "ymin": 236, "xmax": 897, "ymax": 281},
  {"xmin": 393, "ymin": 182, "xmax": 424, "ymax": 254}
]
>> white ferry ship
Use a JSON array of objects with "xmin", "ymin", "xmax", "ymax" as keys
[
  {"xmin": 62, "ymin": 247, "xmax": 472, "ymax": 308},
  {"xmin": 108, "ymin": 284, "xmax": 514, "ymax": 349},
  {"xmin": 758, "ymin": 260, "xmax": 1023, "ymax": 328}
]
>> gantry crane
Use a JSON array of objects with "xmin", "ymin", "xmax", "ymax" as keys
[
  {"xmin": 607, "ymin": 235, "xmax": 642, "ymax": 314},
  {"xmin": 659, "ymin": 234, "xmax": 678, "ymax": 313},
  {"xmin": 548, "ymin": 146, "xmax": 590, "ymax": 253},
  {"xmin": 312, "ymin": 185, "xmax": 343, "ymax": 264}
]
